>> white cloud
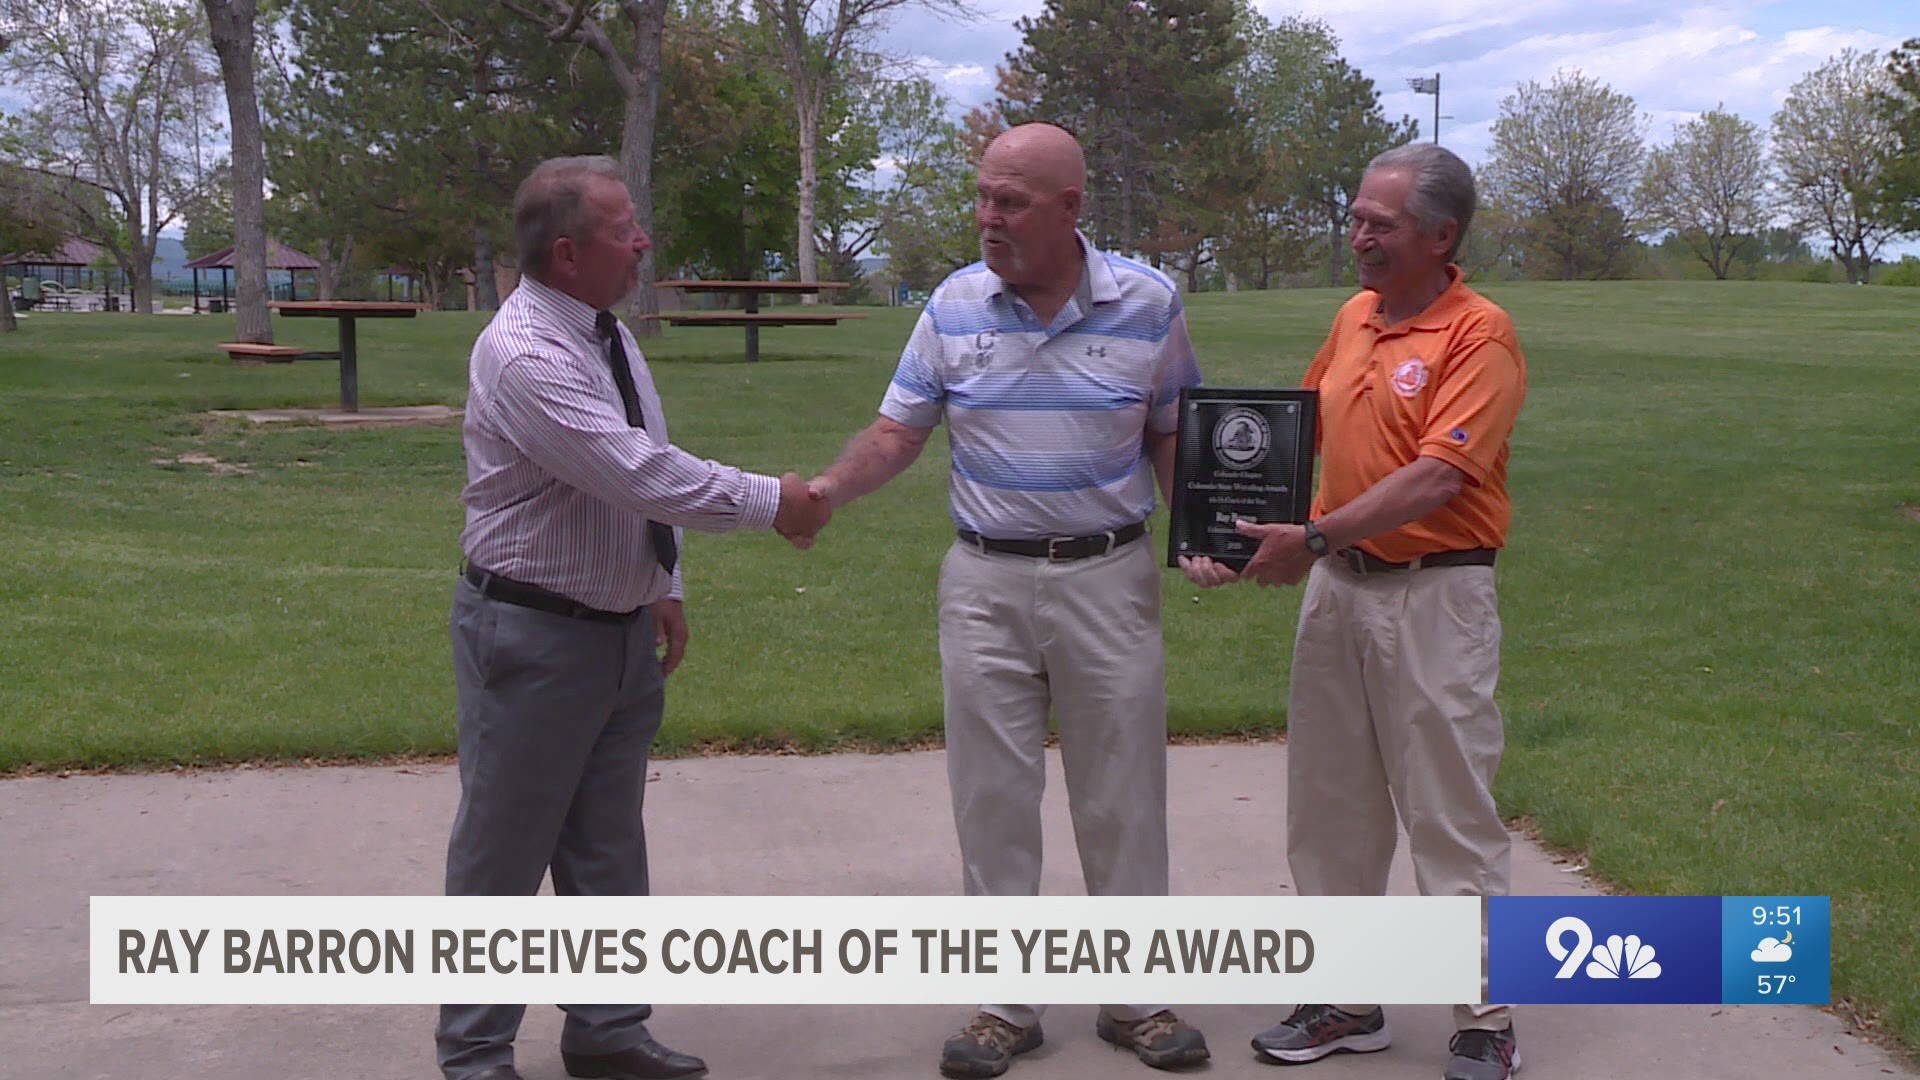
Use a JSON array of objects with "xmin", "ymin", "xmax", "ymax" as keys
[{"xmin": 942, "ymin": 64, "xmax": 990, "ymax": 89}]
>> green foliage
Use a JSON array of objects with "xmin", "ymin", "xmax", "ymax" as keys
[
  {"xmin": 1638, "ymin": 108, "xmax": 1771, "ymax": 280},
  {"xmin": 1002, "ymin": 0, "xmax": 1247, "ymax": 258},
  {"xmin": 182, "ymin": 164, "xmax": 235, "ymax": 260},
  {"xmin": 1772, "ymin": 49, "xmax": 1902, "ymax": 284},
  {"xmin": 1485, "ymin": 69, "xmax": 1646, "ymax": 280},
  {"xmin": 1878, "ymin": 255, "xmax": 1920, "ymax": 286},
  {"xmin": 1878, "ymin": 39, "xmax": 1920, "ymax": 234},
  {"xmin": 263, "ymin": 0, "xmax": 607, "ymax": 302},
  {"xmin": 653, "ymin": 3, "xmax": 800, "ymax": 280}
]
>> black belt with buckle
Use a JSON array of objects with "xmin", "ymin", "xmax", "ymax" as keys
[
  {"xmin": 462, "ymin": 565, "xmax": 643, "ymax": 624},
  {"xmin": 957, "ymin": 521, "xmax": 1148, "ymax": 561},
  {"xmin": 1334, "ymin": 547, "xmax": 1498, "ymax": 574}
]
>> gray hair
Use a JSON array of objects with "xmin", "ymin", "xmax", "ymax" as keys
[
  {"xmin": 1366, "ymin": 143, "xmax": 1475, "ymax": 261},
  {"xmin": 514, "ymin": 155, "xmax": 623, "ymax": 278}
]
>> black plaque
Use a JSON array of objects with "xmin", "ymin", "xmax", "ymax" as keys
[{"xmin": 1166, "ymin": 387, "xmax": 1317, "ymax": 569}]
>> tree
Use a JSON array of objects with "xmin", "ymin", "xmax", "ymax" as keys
[
  {"xmin": 509, "ymin": 0, "xmax": 672, "ymax": 327},
  {"xmin": 1001, "ymin": 0, "xmax": 1245, "ymax": 260},
  {"xmin": 753, "ymin": 0, "xmax": 970, "ymax": 299},
  {"xmin": 1638, "ymin": 107, "xmax": 1771, "ymax": 280},
  {"xmin": 182, "ymin": 164, "xmax": 234, "ymax": 260},
  {"xmin": 1215, "ymin": 15, "xmax": 1337, "ymax": 289},
  {"xmin": 650, "ymin": 1, "xmax": 798, "ymax": 283},
  {"xmin": 1483, "ymin": 69, "xmax": 1646, "ymax": 280},
  {"xmin": 1229, "ymin": 16, "xmax": 1411, "ymax": 287},
  {"xmin": 3, "ymin": 0, "xmax": 222, "ymax": 314},
  {"xmin": 272, "ymin": 0, "xmax": 588, "ymax": 306},
  {"xmin": 815, "ymin": 73, "xmax": 971, "ymax": 296},
  {"xmin": 1772, "ymin": 49, "xmax": 1902, "ymax": 284},
  {"xmin": 201, "ymin": 0, "xmax": 271, "ymax": 341},
  {"xmin": 1882, "ymin": 40, "xmax": 1920, "ymax": 234},
  {"xmin": 0, "ymin": 163, "xmax": 82, "ymax": 332}
]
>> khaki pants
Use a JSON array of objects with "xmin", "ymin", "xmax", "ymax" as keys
[
  {"xmin": 939, "ymin": 538, "xmax": 1167, "ymax": 1029},
  {"xmin": 1287, "ymin": 558, "xmax": 1512, "ymax": 1031}
]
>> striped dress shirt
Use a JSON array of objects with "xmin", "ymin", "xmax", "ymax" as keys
[{"xmin": 459, "ymin": 275, "xmax": 781, "ymax": 612}]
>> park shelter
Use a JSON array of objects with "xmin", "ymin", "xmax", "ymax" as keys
[
  {"xmin": 185, "ymin": 240, "xmax": 321, "ymax": 313},
  {"xmin": 2, "ymin": 237, "xmax": 115, "ymax": 291}
]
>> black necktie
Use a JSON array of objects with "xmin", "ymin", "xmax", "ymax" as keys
[{"xmin": 596, "ymin": 311, "xmax": 679, "ymax": 574}]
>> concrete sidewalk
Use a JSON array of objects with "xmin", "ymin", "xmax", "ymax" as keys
[{"xmin": 1, "ymin": 745, "xmax": 1903, "ymax": 1079}]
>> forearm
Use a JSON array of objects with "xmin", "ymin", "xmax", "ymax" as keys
[
  {"xmin": 816, "ymin": 418, "xmax": 930, "ymax": 507},
  {"xmin": 1147, "ymin": 428, "xmax": 1177, "ymax": 506},
  {"xmin": 1315, "ymin": 455, "xmax": 1465, "ymax": 552}
]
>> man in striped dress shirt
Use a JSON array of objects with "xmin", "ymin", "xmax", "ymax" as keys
[
  {"xmin": 438, "ymin": 156, "xmax": 828, "ymax": 1080},
  {"xmin": 811, "ymin": 124, "xmax": 1210, "ymax": 1078}
]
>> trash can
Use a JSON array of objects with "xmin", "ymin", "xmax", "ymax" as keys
[{"xmin": 106, "ymin": 295, "xmax": 121, "ymax": 312}]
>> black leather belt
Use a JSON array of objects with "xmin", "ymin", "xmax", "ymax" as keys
[
  {"xmin": 1334, "ymin": 547, "xmax": 1497, "ymax": 574},
  {"xmin": 957, "ymin": 521, "xmax": 1148, "ymax": 561},
  {"xmin": 462, "ymin": 565, "xmax": 643, "ymax": 623}
]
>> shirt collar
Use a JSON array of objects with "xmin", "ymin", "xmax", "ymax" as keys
[
  {"xmin": 983, "ymin": 230, "xmax": 1116, "ymax": 304},
  {"xmin": 517, "ymin": 274, "xmax": 601, "ymax": 341}
]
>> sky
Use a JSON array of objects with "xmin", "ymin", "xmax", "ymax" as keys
[
  {"xmin": 884, "ymin": 0, "xmax": 1913, "ymax": 169},
  {"xmin": 7, "ymin": 1, "xmax": 1912, "ymax": 247}
]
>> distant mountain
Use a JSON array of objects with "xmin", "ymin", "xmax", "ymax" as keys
[{"xmin": 153, "ymin": 237, "xmax": 189, "ymax": 283}]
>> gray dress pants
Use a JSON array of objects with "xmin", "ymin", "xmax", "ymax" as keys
[{"xmin": 436, "ymin": 578, "xmax": 666, "ymax": 1079}]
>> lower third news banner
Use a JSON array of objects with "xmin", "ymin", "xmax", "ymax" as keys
[{"xmin": 92, "ymin": 896, "xmax": 1480, "ymax": 1006}]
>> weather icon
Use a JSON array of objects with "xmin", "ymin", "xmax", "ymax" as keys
[{"xmin": 1752, "ymin": 932, "xmax": 1794, "ymax": 963}]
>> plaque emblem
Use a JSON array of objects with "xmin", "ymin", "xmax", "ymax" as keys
[{"xmin": 1211, "ymin": 407, "xmax": 1271, "ymax": 471}]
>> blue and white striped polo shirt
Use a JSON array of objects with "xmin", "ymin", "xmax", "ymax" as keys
[{"xmin": 879, "ymin": 236, "xmax": 1203, "ymax": 539}]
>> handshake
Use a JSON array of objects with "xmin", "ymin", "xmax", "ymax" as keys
[{"xmin": 771, "ymin": 472, "xmax": 835, "ymax": 550}]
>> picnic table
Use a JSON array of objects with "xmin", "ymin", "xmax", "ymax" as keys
[
  {"xmin": 647, "ymin": 280, "xmax": 866, "ymax": 362},
  {"xmin": 266, "ymin": 300, "xmax": 424, "ymax": 412}
]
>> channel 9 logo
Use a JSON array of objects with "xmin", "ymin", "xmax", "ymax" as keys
[{"xmin": 1488, "ymin": 896, "xmax": 1829, "ymax": 1005}]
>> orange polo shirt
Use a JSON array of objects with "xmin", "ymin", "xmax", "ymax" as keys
[{"xmin": 1303, "ymin": 266, "xmax": 1526, "ymax": 563}]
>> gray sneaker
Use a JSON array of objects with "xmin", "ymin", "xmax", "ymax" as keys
[
  {"xmin": 1251, "ymin": 1004, "xmax": 1391, "ymax": 1064},
  {"xmin": 1444, "ymin": 1026, "xmax": 1519, "ymax": 1080},
  {"xmin": 1095, "ymin": 1009, "xmax": 1211, "ymax": 1069},
  {"xmin": 939, "ymin": 1012, "xmax": 1043, "ymax": 1078}
]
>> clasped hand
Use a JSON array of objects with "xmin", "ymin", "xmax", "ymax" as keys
[{"xmin": 773, "ymin": 471, "xmax": 831, "ymax": 549}]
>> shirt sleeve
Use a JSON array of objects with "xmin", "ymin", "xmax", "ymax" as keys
[
  {"xmin": 1417, "ymin": 337, "xmax": 1525, "ymax": 486},
  {"xmin": 1147, "ymin": 294, "xmax": 1203, "ymax": 435},
  {"xmin": 1301, "ymin": 323, "xmax": 1340, "ymax": 452},
  {"xmin": 488, "ymin": 350, "xmax": 782, "ymax": 532},
  {"xmin": 877, "ymin": 307, "xmax": 946, "ymax": 429}
]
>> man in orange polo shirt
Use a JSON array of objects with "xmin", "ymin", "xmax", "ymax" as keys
[{"xmin": 1180, "ymin": 143, "xmax": 1526, "ymax": 1080}]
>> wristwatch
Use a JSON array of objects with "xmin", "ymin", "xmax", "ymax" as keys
[{"xmin": 1303, "ymin": 520, "xmax": 1330, "ymax": 557}]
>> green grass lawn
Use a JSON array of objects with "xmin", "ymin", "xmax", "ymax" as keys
[{"xmin": 2, "ymin": 282, "xmax": 1917, "ymax": 1049}]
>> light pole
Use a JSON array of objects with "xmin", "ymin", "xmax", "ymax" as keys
[{"xmin": 1407, "ymin": 74, "xmax": 1442, "ymax": 143}]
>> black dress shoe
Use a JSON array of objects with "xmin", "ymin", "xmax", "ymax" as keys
[{"xmin": 563, "ymin": 1036, "xmax": 708, "ymax": 1080}]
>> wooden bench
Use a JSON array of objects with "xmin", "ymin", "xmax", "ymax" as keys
[
  {"xmin": 651, "ymin": 280, "xmax": 858, "ymax": 361},
  {"xmin": 218, "ymin": 342, "xmax": 313, "ymax": 364}
]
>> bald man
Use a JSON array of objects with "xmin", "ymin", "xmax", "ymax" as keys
[{"xmin": 810, "ymin": 124, "xmax": 1210, "ymax": 1077}]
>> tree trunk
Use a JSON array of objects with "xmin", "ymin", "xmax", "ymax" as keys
[
  {"xmin": 796, "ymin": 102, "xmax": 821, "ymax": 302},
  {"xmin": 317, "ymin": 238, "xmax": 338, "ymax": 300},
  {"xmin": 0, "ymin": 284, "xmax": 16, "ymax": 332},
  {"xmin": 472, "ymin": 222, "xmax": 500, "ymax": 310},
  {"xmin": 614, "ymin": 0, "xmax": 667, "ymax": 334},
  {"xmin": 204, "ymin": 0, "xmax": 272, "ymax": 343},
  {"xmin": 1327, "ymin": 212, "xmax": 1343, "ymax": 287}
]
